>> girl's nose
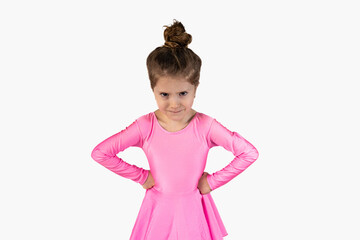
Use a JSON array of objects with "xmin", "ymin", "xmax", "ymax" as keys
[
  {"xmin": 170, "ymin": 103, "xmax": 181, "ymax": 109},
  {"xmin": 170, "ymin": 97, "xmax": 179, "ymax": 103},
  {"xmin": 169, "ymin": 98, "xmax": 181, "ymax": 107}
]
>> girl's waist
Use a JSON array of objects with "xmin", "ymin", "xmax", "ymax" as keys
[{"xmin": 146, "ymin": 186, "xmax": 201, "ymax": 199}]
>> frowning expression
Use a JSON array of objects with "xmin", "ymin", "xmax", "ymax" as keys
[{"xmin": 153, "ymin": 76, "xmax": 197, "ymax": 121}]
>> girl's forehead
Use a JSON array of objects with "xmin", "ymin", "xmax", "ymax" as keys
[{"xmin": 155, "ymin": 77, "xmax": 193, "ymax": 91}]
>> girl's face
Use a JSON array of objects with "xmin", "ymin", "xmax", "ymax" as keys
[{"xmin": 153, "ymin": 75, "xmax": 197, "ymax": 122}]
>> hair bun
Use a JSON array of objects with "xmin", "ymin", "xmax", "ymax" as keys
[{"xmin": 163, "ymin": 19, "xmax": 192, "ymax": 48}]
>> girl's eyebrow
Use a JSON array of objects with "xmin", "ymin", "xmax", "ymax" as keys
[{"xmin": 159, "ymin": 90, "xmax": 189, "ymax": 93}]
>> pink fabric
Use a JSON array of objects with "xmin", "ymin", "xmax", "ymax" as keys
[{"xmin": 91, "ymin": 111, "xmax": 259, "ymax": 240}]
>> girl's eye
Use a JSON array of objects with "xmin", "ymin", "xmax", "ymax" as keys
[{"xmin": 160, "ymin": 92, "xmax": 187, "ymax": 97}]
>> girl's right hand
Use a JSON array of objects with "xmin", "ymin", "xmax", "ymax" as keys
[{"xmin": 142, "ymin": 170, "xmax": 155, "ymax": 189}]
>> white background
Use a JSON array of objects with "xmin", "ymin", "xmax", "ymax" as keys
[{"xmin": 1, "ymin": 0, "xmax": 359, "ymax": 239}]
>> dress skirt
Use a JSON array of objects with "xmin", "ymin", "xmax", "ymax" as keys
[{"xmin": 129, "ymin": 187, "xmax": 228, "ymax": 240}]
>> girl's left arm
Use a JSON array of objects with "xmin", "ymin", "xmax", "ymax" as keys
[{"xmin": 206, "ymin": 118, "xmax": 259, "ymax": 191}]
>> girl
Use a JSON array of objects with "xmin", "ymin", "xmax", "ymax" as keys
[{"xmin": 91, "ymin": 19, "xmax": 259, "ymax": 240}]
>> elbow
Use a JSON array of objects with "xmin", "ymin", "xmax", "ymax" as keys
[
  {"xmin": 91, "ymin": 146, "xmax": 116, "ymax": 164},
  {"xmin": 91, "ymin": 147, "xmax": 104, "ymax": 163},
  {"xmin": 251, "ymin": 145, "xmax": 259, "ymax": 162},
  {"xmin": 244, "ymin": 146, "xmax": 259, "ymax": 164},
  {"xmin": 254, "ymin": 144, "xmax": 259, "ymax": 157},
  {"xmin": 254, "ymin": 148, "xmax": 259, "ymax": 162},
  {"xmin": 91, "ymin": 148, "xmax": 98, "ymax": 162}
]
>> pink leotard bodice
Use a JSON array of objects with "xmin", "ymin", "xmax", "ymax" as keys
[{"xmin": 91, "ymin": 111, "xmax": 259, "ymax": 240}]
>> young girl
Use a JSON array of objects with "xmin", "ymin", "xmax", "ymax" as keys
[{"xmin": 91, "ymin": 19, "xmax": 259, "ymax": 240}]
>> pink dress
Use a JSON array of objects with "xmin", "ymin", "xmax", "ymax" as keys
[{"xmin": 91, "ymin": 111, "xmax": 259, "ymax": 240}]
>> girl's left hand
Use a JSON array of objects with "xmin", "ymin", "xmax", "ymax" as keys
[{"xmin": 197, "ymin": 172, "xmax": 212, "ymax": 195}]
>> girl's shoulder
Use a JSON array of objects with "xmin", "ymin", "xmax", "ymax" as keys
[
  {"xmin": 193, "ymin": 112, "xmax": 216, "ymax": 139},
  {"xmin": 134, "ymin": 112, "xmax": 153, "ymax": 134},
  {"xmin": 195, "ymin": 112, "xmax": 215, "ymax": 127}
]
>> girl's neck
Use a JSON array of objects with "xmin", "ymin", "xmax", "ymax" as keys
[{"xmin": 154, "ymin": 109, "xmax": 197, "ymax": 129}]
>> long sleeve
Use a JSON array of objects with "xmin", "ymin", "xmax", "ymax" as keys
[
  {"xmin": 206, "ymin": 119, "xmax": 259, "ymax": 191},
  {"xmin": 91, "ymin": 119, "xmax": 149, "ymax": 185}
]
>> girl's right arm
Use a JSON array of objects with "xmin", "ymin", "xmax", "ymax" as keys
[{"xmin": 91, "ymin": 120, "xmax": 149, "ymax": 185}]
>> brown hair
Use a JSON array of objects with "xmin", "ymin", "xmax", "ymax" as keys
[{"xmin": 146, "ymin": 19, "xmax": 202, "ymax": 91}]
